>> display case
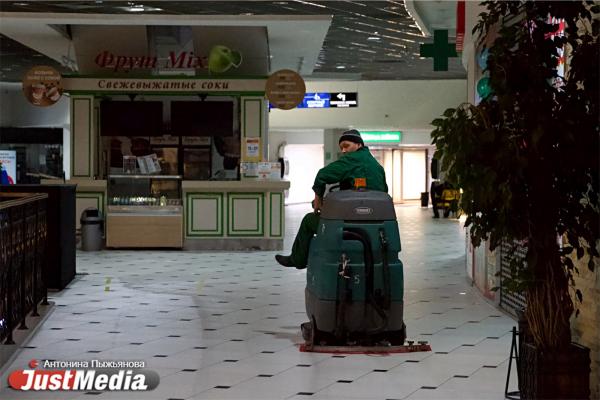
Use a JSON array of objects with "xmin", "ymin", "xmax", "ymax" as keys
[{"xmin": 106, "ymin": 175, "xmax": 183, "ymax": 248}]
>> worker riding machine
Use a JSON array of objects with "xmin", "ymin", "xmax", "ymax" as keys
[{"xmin": 301, "ymin": 187, "xmax": 407, "ymax": 351}]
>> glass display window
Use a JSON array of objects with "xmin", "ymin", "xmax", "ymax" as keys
[{"xmin": 152, "ymin": 147, "xmax": 179, "ymax": 175}]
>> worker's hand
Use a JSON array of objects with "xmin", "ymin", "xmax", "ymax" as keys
[{"xmin": 312, "ymin": 194, "xmax": 323, "ymax": 212}]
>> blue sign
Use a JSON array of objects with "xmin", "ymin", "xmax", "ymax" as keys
[
  {"xmin": 297, "ymin": 92, "xmax": 330, "ymax": 108},
  {"xmin": 269, "ymin": 92, "xmax": 331, "ymax": 109},
  {"xmin": 268, "ymin": 92, "xmax": 358, "ymax": 109}
]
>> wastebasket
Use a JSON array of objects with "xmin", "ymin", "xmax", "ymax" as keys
[
  {"xmin": 80, "ymin": 208, "xmax": 103, "ymax": 251},
  {"xmin": 421, "ymin": 192, "xmax": 429, "ymax": 207}
]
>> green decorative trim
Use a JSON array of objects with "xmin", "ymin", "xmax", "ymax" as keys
[
  {"xmin": 63, "ymin": 74, "xmax": 268, "ymax": 80},
  {"xmin": 76, "ymin": 191, "xmax": 105, "ymax": 216},
  {"xmin": 70, "ymin": 97, "xmax": 93, "ymax": 178},
  {"xmin": 242, "ymin": 97, "xmax": 264, "ymax": 139},
  {"xmin": 66, "ymin": 90, "xmax": 265, "ymax": 96},
  {"xmin": 269, "ymin": 192, "xmax": 284, "ymax": 237},
  {"xmin": 227, "ymin": 192, "xmax": 264, "ymax": 237},
  {"xmin": 186, "ymin": 192, "xmax": 224, "ymax": 237},
  {"xmin": 95, "ymin": 106, "xmax": 100, "ymax": 176}
]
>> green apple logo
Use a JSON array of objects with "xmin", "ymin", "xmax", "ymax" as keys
[{"xmin": 208, "ymin": 45, "xmax": 242, "ymax": 74}]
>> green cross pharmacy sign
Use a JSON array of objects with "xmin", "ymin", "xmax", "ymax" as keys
[{"xmin": 419, "ymin": 30, "xmax": 458, "ymax": 71}]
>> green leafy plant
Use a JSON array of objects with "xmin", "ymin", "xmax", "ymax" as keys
[{"xmin": 431, "ymin": 0, "xmax": 598, "ymax": 351}]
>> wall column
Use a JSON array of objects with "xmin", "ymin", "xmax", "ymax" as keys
[
  {"xmin": 240, "ymin": 96, "xmax": 267, "ymax": 162},
  {"xmin": 69, "ymin": 95, "xmax": 96, "ymax": 179}
]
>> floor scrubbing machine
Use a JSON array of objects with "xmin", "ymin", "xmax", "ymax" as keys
[{"xmin": 302, "ymin": 189, "xmax": 407, "ymax": 351}]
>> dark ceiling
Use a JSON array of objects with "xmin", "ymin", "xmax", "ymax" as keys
[{"xmin": 0, "ymin": 1, "xmax": 466, "ymax": 82}]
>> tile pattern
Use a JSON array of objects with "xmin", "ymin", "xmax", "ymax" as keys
[{"xmin": 0, "ymin": 204, "xmax": 517, "ymax": 400}]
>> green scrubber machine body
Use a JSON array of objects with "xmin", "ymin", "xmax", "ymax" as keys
[{"xmin": 303, "ymin": 190, "xmax": 406, "ymax": 346}]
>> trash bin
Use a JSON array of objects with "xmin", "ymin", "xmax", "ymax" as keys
[
  {"xmin": 421, "ymin": 192, "xmax": 429, "ymax": 207},
  {"xmin": 80, "ymin": 208, "xmax": 103, "ymax": 251}
]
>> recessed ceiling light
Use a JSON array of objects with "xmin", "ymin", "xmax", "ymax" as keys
[
  {"xmin": 120, "ymin": 4, "xmax": 162, "ymax": 12},
  {"xmin": 336, "ymin": 65, "xmax": 346, "ymax": 69},
  {"xmin": 367, "ymin": 36, "xmax": 381, "ymax": 41}
]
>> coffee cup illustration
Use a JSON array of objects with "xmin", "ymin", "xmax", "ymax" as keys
[
  {"xmin": 31, "ymin": 83, "xmax": 46, "ymax": 103},
  {"xmin": 22, "ymin": 66, "xmax": 63, "ymax": 107},
  {"xmin": 46, "ymin": 86, "xmax": 61, "ymax": 102}
]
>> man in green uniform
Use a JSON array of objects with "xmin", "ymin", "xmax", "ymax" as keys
[{"xmin": 275, "ymin": 129, "xmax": 388, "ymax": 269}]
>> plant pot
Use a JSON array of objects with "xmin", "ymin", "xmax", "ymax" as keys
[{"xmin": 519, "ymin": 342, "xmax": 590, "ymax": 400}]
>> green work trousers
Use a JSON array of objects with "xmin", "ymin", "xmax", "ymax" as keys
[{"xmin": 290, "ymin": 211, "xmax": 320, "ymax": 268}]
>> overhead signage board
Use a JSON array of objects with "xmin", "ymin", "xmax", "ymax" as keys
[
  {"xmin": 361, "ymin": 131, "xmax": 402, "ymax": 143},
  {"xmin": 269, "ymin": 92, "xmax": 358, "ymax": 109},
  {"xmin": 297, "ymin": 92, "xmax": 330, "ymax": 108},
  {"xmin": 62, "ymin": 77, "xmax": 266, "ymax": 94},
  {"xmin": 71, "ymin": 26, "xmax": 268, "ymax": 76},
  {"xmin": 329, "ymin": 92, "xmax": 358, "ymax": 108}
]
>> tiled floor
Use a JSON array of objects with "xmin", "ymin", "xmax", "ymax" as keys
[{"xmin": 1, "ymin": 204, "xmax": 518, "ymax": 400}]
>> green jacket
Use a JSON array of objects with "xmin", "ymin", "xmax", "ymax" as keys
[{"xmin": 312, "ymin": 147, "xmax": 388, "ymax": 197}]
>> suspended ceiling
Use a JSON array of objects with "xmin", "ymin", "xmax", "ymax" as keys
[{"xmin": 0, "ymin": 1, "xmax": 465, "ymax": 82}]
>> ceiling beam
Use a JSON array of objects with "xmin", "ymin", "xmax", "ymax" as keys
[{"xmin": 0, "ymin": 18, "xmax": 76, "ymax": 69}]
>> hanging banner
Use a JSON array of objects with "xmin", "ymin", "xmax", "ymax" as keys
[{"xmin": 22, "ymin": 66, "xmax": 63, "ymax": 107}]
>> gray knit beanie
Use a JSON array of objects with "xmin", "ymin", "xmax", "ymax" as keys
[{"xmin": 339, "ymin": 129, "xmax": 364, "ymax": 146}]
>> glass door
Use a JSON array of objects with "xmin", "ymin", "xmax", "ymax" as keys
[{"xmin": 401, "ymin": 150, "xmax": 427, "ymax": 200}]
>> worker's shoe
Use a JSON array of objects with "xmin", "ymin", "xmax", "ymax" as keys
[{"xmin": 275, "ymin": 254, "xmax": 295, "ymax": 268}]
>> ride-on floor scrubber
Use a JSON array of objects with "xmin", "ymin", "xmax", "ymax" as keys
[{"xmin": 301, "ymin": 189, "xmax": 408, "ymax": 351}]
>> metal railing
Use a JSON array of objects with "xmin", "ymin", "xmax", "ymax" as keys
[{"xmin": 0, "ymin": 192, "xmax": 48, "ymax": 344}]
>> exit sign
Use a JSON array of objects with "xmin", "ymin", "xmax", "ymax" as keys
[{"xmin": 361, "ymin": 131, "xmax": 402, "ymax": 143}]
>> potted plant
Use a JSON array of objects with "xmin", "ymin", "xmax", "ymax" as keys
[{"xmin": 430, "ymin": 1, "xmax": 598, "ymax": 399}]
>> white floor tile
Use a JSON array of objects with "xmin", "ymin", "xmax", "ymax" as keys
[{"xmin": 0, "ymin": 205, "xmax": 516, "ymax": 400}]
